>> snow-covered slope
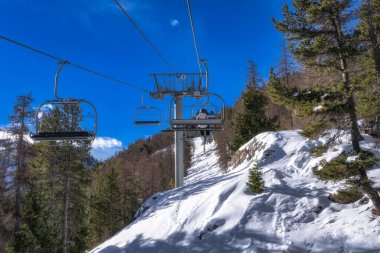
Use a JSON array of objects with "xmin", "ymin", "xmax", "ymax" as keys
[
  {"xmin": 184, "ymin": 137, "xmax": 223, "ymax": 185},
  {"xmin": 90, "ymin": 131, "xmax": 380, "ymax": 253}
]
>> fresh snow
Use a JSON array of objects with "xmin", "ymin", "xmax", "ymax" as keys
[
  {"xmin": 90, "ymin": 131, "xmax": 380, "ymax": 253},
  {"xmin": 313, "ymin": 105, "xmax": 324, "ymax": 112},
  {"xmin": 184, "ymin": 137, "xmax": 223, "ymax": 185}
]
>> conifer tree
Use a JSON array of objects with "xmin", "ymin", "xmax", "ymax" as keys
[
  {"xmin": 231, "ymin": 61, "xmax": 277, "ymax": 152},
  {"xmin": 7, "ymin": 94, "xmax": 34, "ymax": 251},
  {"xmin": 90, "ymin": 166, "xmax": 123, "ymax": 243},
  {"xmin": 276, "ymin": 41, "xmax": 297, "ymax": 87},
  {"xmin": 0, "ymin": 139, "xmax": 12, "ymax": 248},
  {"xmin": 15, "ymin": 178, "xmax": 56, "ymax": 252},
  {"xmin": 246, "ymin": 166, "xmax": 265, "ymax": 194},
  {"xmin": 270, "ymin": 0, "xmax": 380, "ymax": 213},
  {"xmin": 33, "ymin": 104, "xmax": 92, "ymax": 252},
  {"xmin": 359, "ymin": 0, "xmax": 380, "ymax": 83},
  {"xmin": 355, "ymin": 0, "xmax": 380, "ymax": 129}
]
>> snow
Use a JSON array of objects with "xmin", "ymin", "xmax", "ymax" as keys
[
  {"xmin": 313, "ymin": 105, "xmax": 324, "ymax": 112},
  {"xmin": 0, "ymin": 130, "xmax": 34, "ymax": 144},
  {"xmin": 320, "ymin": 94, "xmax": 329, "ymax": 100},
  {"xmin": 346, "ymin": 155, "xmax": 358, "ymax": 163},
  {"xmin": 90, "ymin": 131, "xmax": 380, "ymax": 253},
  {"xmin": 184, "ymin": 137, "xmax": 223, "ymax": 185}
]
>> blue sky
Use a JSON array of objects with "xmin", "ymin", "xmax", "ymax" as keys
[{"xmin": 0, "ymin": 0, "xmax": 288, "ymax": 159}]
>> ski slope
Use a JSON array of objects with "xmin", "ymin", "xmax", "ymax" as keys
[{"xmin": 90, "ymin": 131, "xmax": 380, "ymax": 253}]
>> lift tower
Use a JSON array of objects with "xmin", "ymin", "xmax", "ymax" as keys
[{"xmin": 150, "ymin": 60, "xmax": 208, "ymax": 187}]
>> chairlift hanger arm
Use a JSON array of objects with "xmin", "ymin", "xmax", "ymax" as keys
[
  {"xmin": 54, "ymin": 61, "xmax": 69, "ymax": 100},
  {"xmin": 201, "ymin": 59, "xmax": 208, "ymax": 91}
]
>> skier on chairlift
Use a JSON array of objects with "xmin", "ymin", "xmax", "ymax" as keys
[
  {"xmin": 196, "ymin": 108, "xmax": 211, "ymax": 143},
  {"xmin": 208, "ymin": 110, "xmax": 216, "ymax": 119}
]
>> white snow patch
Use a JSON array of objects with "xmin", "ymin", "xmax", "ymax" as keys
[
  {"xmin": 313, "ymin": 105, "xmax": 324, "ymax": 112},
  {"xmin": 346, "ymin": 155, "xmax": 358, "ymax": 163},
  {"xmin": 320, "ymin": 93, "xmax": 329, "ymax": 100}
]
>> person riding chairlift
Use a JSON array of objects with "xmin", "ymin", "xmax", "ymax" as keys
[
  {"xmin": 208, "ymin": 110, "xmax": 216, "ymax": 119},
  {"xmin": 196, "ymin": 108, "xmax": 211, "ymax": 140}
]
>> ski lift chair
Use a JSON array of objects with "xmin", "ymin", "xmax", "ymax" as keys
[
  {"xmin": 134, "ymin": 93, "xmax": 162, "ymax": 125},
  {"xmin": 169, "ymin": 93, "xmax": 225, "ymax": 131},
  {"xmin": 30, "ymin": 61, "xmax": 97, "ymax": 142}
]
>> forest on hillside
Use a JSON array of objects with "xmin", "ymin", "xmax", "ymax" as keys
[{"xmin": 1, "ymin": 0, "xmax": 380, "ymax": 252}]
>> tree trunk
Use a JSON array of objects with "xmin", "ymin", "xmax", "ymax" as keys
[
  {"xmin": 14, "ymin": 127, "xmax": 26, "ymax": 250},
  {"xmin": 340, "ymin": 61, "xmax": 363, "ymax": 152},
  {"xmin": 62, "ymin": 178, "xmax": 70, "ymax": 253},
  {"xmin": 334, "ymin": 14, "xmax": 380, "ymax": 213},
  {"xmin": 347, "ymin": 95, "xmax": 362, "ymax": 153},
  {"xmin": 358, "ymin": 165, "xmax": 380, "ymax": 211},
  {"xmin": 333, "ymin": 13, "xmax": 363, "ymax": 151}
]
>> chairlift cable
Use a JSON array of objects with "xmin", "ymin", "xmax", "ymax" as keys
[
  {"xmin": 114, "ymin": 0, "xmax": 174, "ymax": 71},
  {"xmin": 0, "ymin": 34, "xmax": 148, "ymax": 92},
  {"xmin": 186, "ymin": 0, "xmax": 203, "ymax": 79}
]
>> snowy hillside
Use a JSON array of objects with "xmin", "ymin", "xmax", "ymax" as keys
[{"xmin": 90, "ymin": 131, "xmax": 380, "ymax": 253}]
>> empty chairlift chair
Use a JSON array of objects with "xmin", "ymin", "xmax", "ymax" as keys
[
  {"xmin": 134, "ymin": 93, "xmax": 162, "ymax": 125},
  {"xmin": 30, "ymin": 61, "xmax": 97, "ymax": 142}
]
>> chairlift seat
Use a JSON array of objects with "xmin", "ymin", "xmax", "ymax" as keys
[
  {"xmin": 171, "ymin": 119, "xmax": 224, "ymax": 131},
  {"xmin": 134, "ymin": 104, "xmax": 162, "ymax": 126},
  {"xmin": 135, "ymin": 120, "xmax": 161, "ymax": 125},
  {"xmin": 171, "ymin": 119, "xmax": 223, "ymax": 125},
  {"xmin": 31, "ymin": 131, "xmax": 95, "ymax": 141}
]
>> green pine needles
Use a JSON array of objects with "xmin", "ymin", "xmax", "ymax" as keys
[
  {"xmin": 314, "ymin": 152, "xmax": 379, "ymax": 181},
  {"xmin": 246, "ymin": 166, "xmax": 265, "ymax": 194},
  {"xmin": 328, "ymin": 187, "xmax": 364, "ymax": 204},
  {"xmin": 231, "ymin": 61, "xmax": 278, "ymax": 152},
  {"xmin": 315, "ymin": 151, "xmax": 379, "ymax": 204}
]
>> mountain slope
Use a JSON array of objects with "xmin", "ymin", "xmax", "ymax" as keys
[{"xmin": 90, "ymin": 131, "xmax": 380, "ymax": 253}]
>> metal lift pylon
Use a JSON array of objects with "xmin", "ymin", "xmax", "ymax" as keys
[
  {"xmin": 174, "ymin": 96, "xmax": 184, "ymax": 187},
  {"xmin": 150, "ymin": 60, "xmax": 209, "ymax": 188}
]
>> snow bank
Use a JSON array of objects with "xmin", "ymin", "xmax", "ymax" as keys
[{"xmin": 90, "ymin": 131, "xmax": 380, "ymax": 253}]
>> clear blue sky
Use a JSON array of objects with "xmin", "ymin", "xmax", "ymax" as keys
[{"xmin": 0, "ymin": 0, "xmax": 288, "ymax": 156}]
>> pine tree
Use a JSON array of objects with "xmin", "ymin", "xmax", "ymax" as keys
[
  {"xmin": 90, "ymin": 166, "xmax": 123, "ymax": 242},
  {"xmin": 16, "ymin": 180, "xmax": 55, "ymax": 252},
  {"xmin": 246, "ymin": 166, "xmax": 265, "ymax": 194},
  {"xmin": 231, "ymin": 61, "xmax": 278, "ymax": 152},
  {"xmin": 270, "ymin": 0, "xmax": 380, "ymax": 213},
  {"xmin": 7, "ymin": 94, "xmax": 34, "ymax": 251},
  {"xmin": 359, "ymin": 0, "xmax": 380, "ymax": 83},
  {"xmin": 276, "ymin": 41, "xmax": 297, "ymax": 87},
  {"xmin": 32, "ymin": 103, "xmax": 92, "ymax": 252},
  {"xmin": 0, "ymin": 134, "xmax": 13, "ymax": 248},
  {"xmin": 355, "ymin": 0, "xmax": 380, "ymax": 131}
]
